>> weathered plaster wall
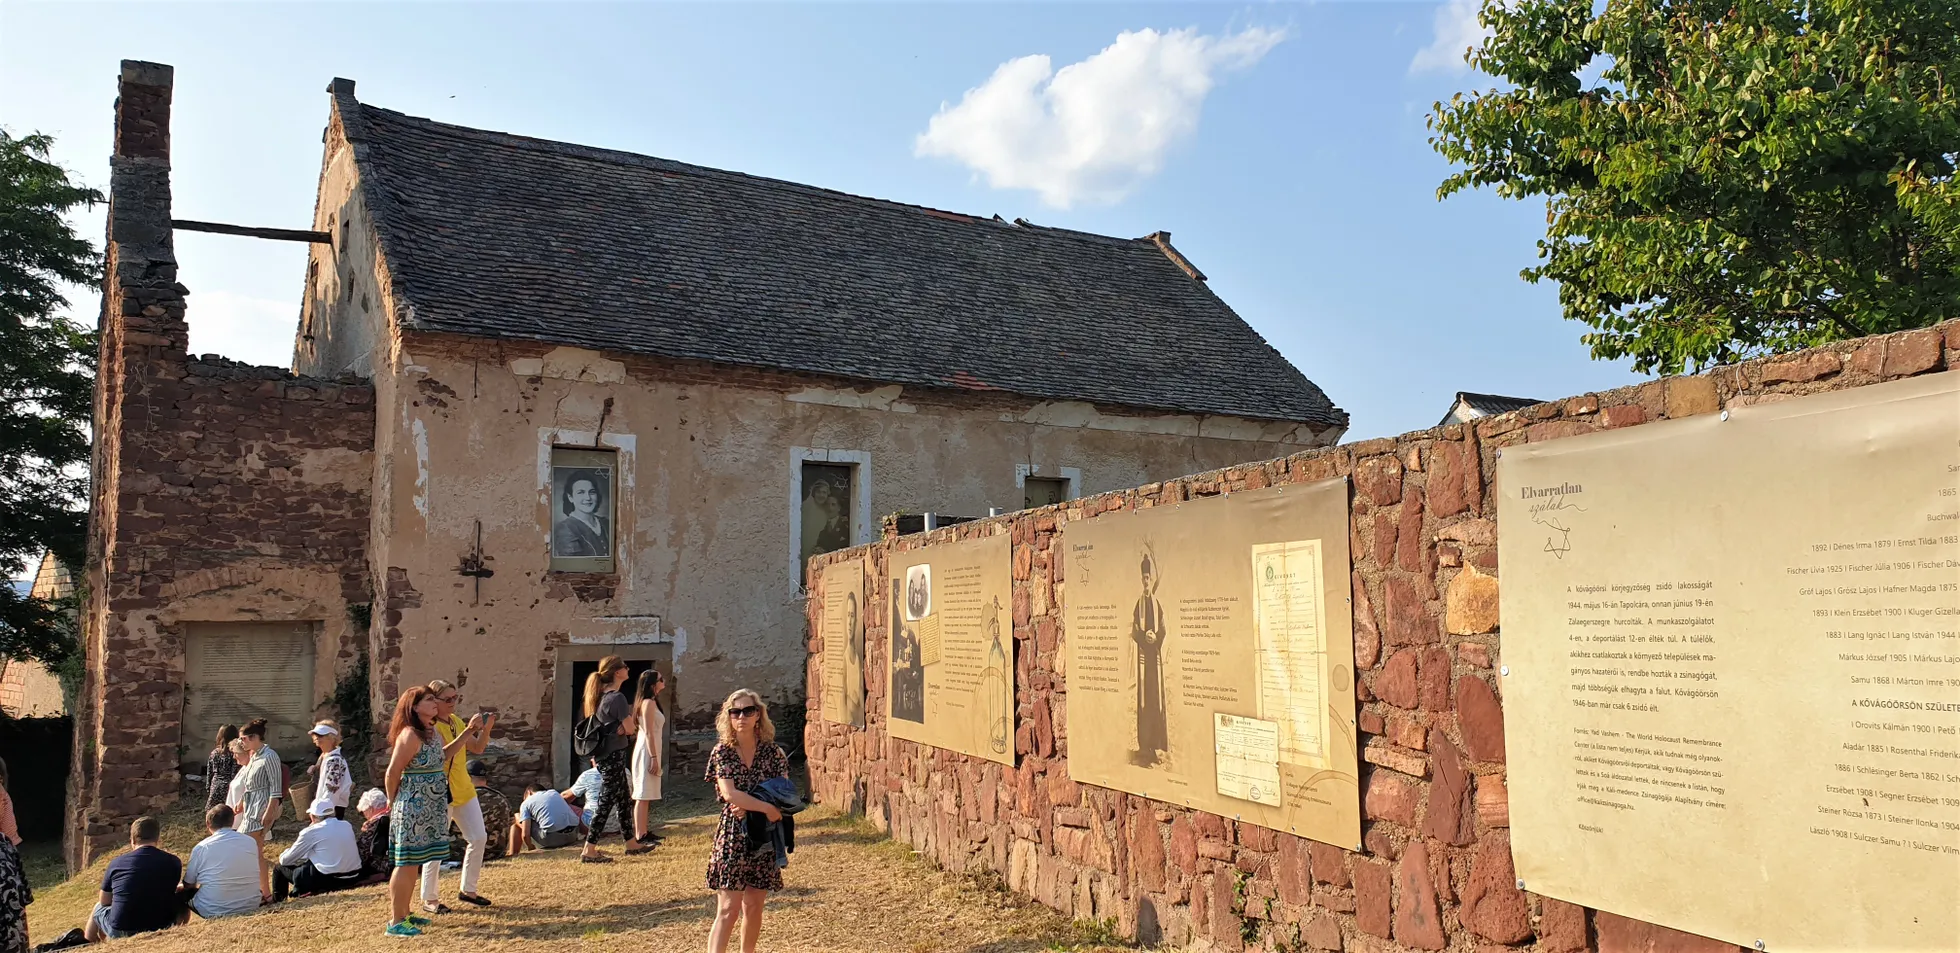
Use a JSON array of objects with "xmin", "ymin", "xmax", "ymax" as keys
[
  {"xmin": 292, "ymin": 80, "xmax": 389, "ymax": 381},
  {"xmin": 361, "ymin": 327, "xmax": 1340, "ymax": 783},
  {"xmin": 68, "ymin": 62, "xmax": 376, "ymax": 867},
  {"xmin": 805, "ymin": 322, "xmax": 1960, "ymax": 953}
]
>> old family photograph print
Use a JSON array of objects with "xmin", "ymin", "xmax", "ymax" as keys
[
  {"xmin": 551, "ymin": 465, "xmax": 613, "ymax": 558},
  {"xmin": 891, "ymin": 565, "xmax": 931, "ymax": 724}
]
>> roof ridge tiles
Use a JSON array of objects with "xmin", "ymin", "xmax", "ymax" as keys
[
  {"xmin": 358, "ymin": 103, "xmax": 1157, "ymax": 250},
  {"xmin": 329, "ymin": 90, "xmax": 1349, "ymax": 428}
]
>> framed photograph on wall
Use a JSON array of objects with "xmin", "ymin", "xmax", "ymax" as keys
[{"xmin": 550, "ymin": 447, "xmax": 617, "ymax": 573}]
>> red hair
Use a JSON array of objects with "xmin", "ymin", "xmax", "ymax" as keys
[{"xmin": 389, "ymin": 686, "xmax": 438, "ymax": 743}]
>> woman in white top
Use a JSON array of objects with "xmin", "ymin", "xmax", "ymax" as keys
[
  {"xmin": 309, "ymin": 721, "xmax": 352, "ymax": 820},
  {"xmin": 629, "ymin": 668, "xmax": 667, "ymax": 847},
  {"xmin": 223, "ymin": 738, "xmax": 250, "ymax": 817}
]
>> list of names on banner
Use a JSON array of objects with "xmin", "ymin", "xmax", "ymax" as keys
[{"xmin": 1500, "ymin": 373, "xmax": 1960, "ymax": 953}]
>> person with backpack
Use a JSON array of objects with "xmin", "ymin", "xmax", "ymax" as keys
[
  {"xmin": 574, "ymin": 656, "xmax": 643, "ymax": 863},
  {"xmin": 235, "ymin": 719, "xmax": 285, "ymax": 902}
]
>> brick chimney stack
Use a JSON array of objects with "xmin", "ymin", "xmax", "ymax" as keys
[
  {"xmin": 104, "ymin": 60, "xmax": 188, "ymax": 356},
  {"xmin": 68, "ymin": 60, "xmax": 191, "ymax": 871}
]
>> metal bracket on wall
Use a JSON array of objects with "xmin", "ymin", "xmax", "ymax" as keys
[{"xmin": 458, "ymin": 519, "xmax": 495, "ymax": 605}]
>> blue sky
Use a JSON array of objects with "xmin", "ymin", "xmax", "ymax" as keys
[{"xmin": 1, "ymin": 1, "xmax": 1644, "ymax": 440}]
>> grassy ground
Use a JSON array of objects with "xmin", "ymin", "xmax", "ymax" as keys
[{"xmin": 22, "ymin": 775, "xmax": 1142, "ymax": 953}]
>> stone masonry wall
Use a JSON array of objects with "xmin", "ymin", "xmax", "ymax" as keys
[
  {"xmin": 67, "ymin": 62, "xmax": 376, "ymax": 867},
  {"xmin": 806, "ymin": 320, "xmax": 1959, "ymax": 953}
]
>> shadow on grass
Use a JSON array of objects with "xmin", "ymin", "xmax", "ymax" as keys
[{"xmin": 450, "ymin": 891, "xmax": 827, "ymax": 942}]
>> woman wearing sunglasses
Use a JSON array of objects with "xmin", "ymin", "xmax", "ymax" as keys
[{"xmin": 704, "ymin": 689, "xmax": 787, "ymax": 953}]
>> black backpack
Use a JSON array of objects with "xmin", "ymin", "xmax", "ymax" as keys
[{"xmin": 572, "ymin": 712, "xmax": 608, "ymax": 757}]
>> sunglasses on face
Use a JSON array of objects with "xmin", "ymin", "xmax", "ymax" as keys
[
  {"xmin": 727, "ymin": 705, "xmax": 761, "ymax": 718},
  {"xmin": 439, "ymin": 695, "xmax": 460, "ymax": 704}
]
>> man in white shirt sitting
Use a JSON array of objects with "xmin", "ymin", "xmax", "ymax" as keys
[
  {"xmin": 181, "ymin": 805, "xmax": 263, "ymax": 919},
  {"xmin": 272, "ymin": 798, "xmax": 364, "ymax": 901}
]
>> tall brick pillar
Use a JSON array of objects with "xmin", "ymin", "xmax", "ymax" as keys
[{"xmin": 67, "ymin": 60, "xmax": 192, "ymax": 869}]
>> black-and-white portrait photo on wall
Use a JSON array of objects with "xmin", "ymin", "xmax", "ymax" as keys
[
  {"xmin": 552, "ymin": 465, "xmax": 613, "ymax": 558},
  {"xmin": 799, "ymin": 463, "xmax": 853, "ymax": 563}
]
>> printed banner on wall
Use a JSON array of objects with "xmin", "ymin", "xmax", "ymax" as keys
[
  {"xmin": 819, "ymin": 559, "xmax": 866, "ymax": 728},
  {"xmin": 887, "ymin": 533, "xmax": 1015, "ymax": 766},
  {"xmin": 1063, "ymin": 479, "xmax": 1360, "ymax": 848},
  {"xmin": 1498, "ymin": 372, "xmax": 1960, "ymax": 953}
]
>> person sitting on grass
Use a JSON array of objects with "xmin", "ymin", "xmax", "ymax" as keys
[
  {"xmin": 563, "ymin": 758, "xmax": 601, "ymax": 832},
  {"xmin": 181, "ymin": 805, "xmax": 262, "ymax": 920},
  {"xmin": 508, "ymin": 781, "xmax": 581, "ymax": 856},
  {"xmin": 274, "ymin": 798, "xmax": 365, "ymax": 902},
  {"xmin": 354, "ymin": 789, "xmax": 393, "ymax": 886},
  {"xmin": 85, "ymin": 816, "xmax": 184, "ymax": 942}
]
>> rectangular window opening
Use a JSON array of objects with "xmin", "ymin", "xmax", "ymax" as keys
[
  {"xmin": 1024, "ymin": 476, "xmax": 1069, "ymax": 510},
  {"xmin": 550, "ymin": 446, "xmax": 618, "ymax": 573},
  {"xmin": 799, "ymin": 462, "xmax": 855, "ymax": 566}
]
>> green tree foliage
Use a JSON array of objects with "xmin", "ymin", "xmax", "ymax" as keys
[
  {"xmin": 1, "ymin": 130, "xmax": 100, "ymax": 667},
  {"xmin": 1430, "ymin": 0, "xmax": 1960, "ymax": 374}
]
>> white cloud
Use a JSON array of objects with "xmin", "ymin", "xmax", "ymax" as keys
[
  {"xmin": 915, "ymin": 26, "xmax": 1287, "ymax": 208},
  {"xmin": 1410, "ymin": 0, "xmax": 1488, "ymax": 75},
  {"xmin": 186, "ymin": 289, "xmax": 299, "ymax": 369}
]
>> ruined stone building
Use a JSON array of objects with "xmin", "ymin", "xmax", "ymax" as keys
[
  {"xmin": 71, "ymin": 60, "xmax": 1346, "ymax": 860},
  {"xmin": 0, "ymin": 553, "xmax": 71, "ymax": 718}
]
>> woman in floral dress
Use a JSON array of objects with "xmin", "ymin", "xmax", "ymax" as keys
[
  {"xmin": 704, "ymin": 689, "xmax": 788, "ymax": 953},
  {"xmin": 383, "ymin": 686, "xmax": 472, "ymax": 938},
  {"xmin": 204, "ymin": 724, "xmax": 240, "ymax": 809},
  {"xmin": 0, "ymin": 757, "xmax": 28, "ymax": 953}
]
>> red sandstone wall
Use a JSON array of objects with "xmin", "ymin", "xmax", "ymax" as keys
[
  {"xmin": 68, "ymin": 62, "xmax": 376, "ymax": 867},
  {"xmin": 805, "ymin": 321, "xmax": 1958, "ymax": 952}
]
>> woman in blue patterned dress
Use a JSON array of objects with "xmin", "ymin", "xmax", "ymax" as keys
[
  {"xmin": 704, "ymin": 689, "xmax": 788, "ymax": 953},
  {"xmin": 382, "ymin": 686, "xmax": 470, "ymax": 938}
]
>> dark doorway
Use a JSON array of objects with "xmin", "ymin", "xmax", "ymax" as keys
[{"xmin": 561, "ymin": 656, "xmax": 673, "ymax": 788}]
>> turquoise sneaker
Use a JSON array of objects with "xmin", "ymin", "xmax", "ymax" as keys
[{"xmin": 385, "ymin": 921, "xmax": 422, "ymax": 938}]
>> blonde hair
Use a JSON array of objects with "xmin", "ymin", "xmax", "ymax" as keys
[
  {"xmin": 426, "ymin": 679, "xmax": 455, "ymax": 696},
  {"xmin": 583, "ymin": 656, "xmax": 626, "ymax": 718},
  {"xmin": 312, "ymin": 720, "xmax": 341, "ymax": 744},
  {"xmin": 714, "ymin": 689, "xmax": 775, "ymax": 746},
  {"xmin": 227, "ymin": 738, "xmax": 248, "ymax": 758}
]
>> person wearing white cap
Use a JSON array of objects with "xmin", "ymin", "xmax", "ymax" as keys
[
  {"xmin": 308, "ymin": 721, "xmax": 352, "ymax": 820},
  {"xmin": 272, "ymin": 797, "xmax": 363, "ymax": 901}
]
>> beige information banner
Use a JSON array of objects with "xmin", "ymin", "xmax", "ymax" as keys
[
  {"xmin": 819, "ymin": 560, "xmax": 866, "ymax": 728},
  {"xmin": 887, "ymin": 533, "xmax": 1015, "ymax": 766},
  {"xmin": 1063, "ymin": 480, "xmax": 1360, "ymax": 848},
  {"xmin": 1499, "ymin": 373, "xmax": 1960, "ymax": 953}
]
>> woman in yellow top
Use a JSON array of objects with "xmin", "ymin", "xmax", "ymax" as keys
[{"xmin": 419, "ymin": 679, "xmax": 493, "ymax": 912}]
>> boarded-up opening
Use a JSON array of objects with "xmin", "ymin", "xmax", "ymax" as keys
[{"xmin": 183, "ymin": 622, "xmax": 319, "ymax": 766}]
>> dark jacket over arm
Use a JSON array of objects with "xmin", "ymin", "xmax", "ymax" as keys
[{"xmin": 743, "ymin": 777, "xmax": 806, "ymax": 868}]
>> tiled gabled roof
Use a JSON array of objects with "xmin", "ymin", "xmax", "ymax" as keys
[
  {"xmin": 1440, "ymin": 391, "xmax": 1545, "ymax": 427},
  {"xmin": 336, "ymin": 89, "xmax": 1346, "ymax": 429}
]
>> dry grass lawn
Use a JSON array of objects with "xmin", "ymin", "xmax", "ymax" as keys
[{"xmin": 24, "ymin": 779, "xmax": 1139, "ymax": 953}]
